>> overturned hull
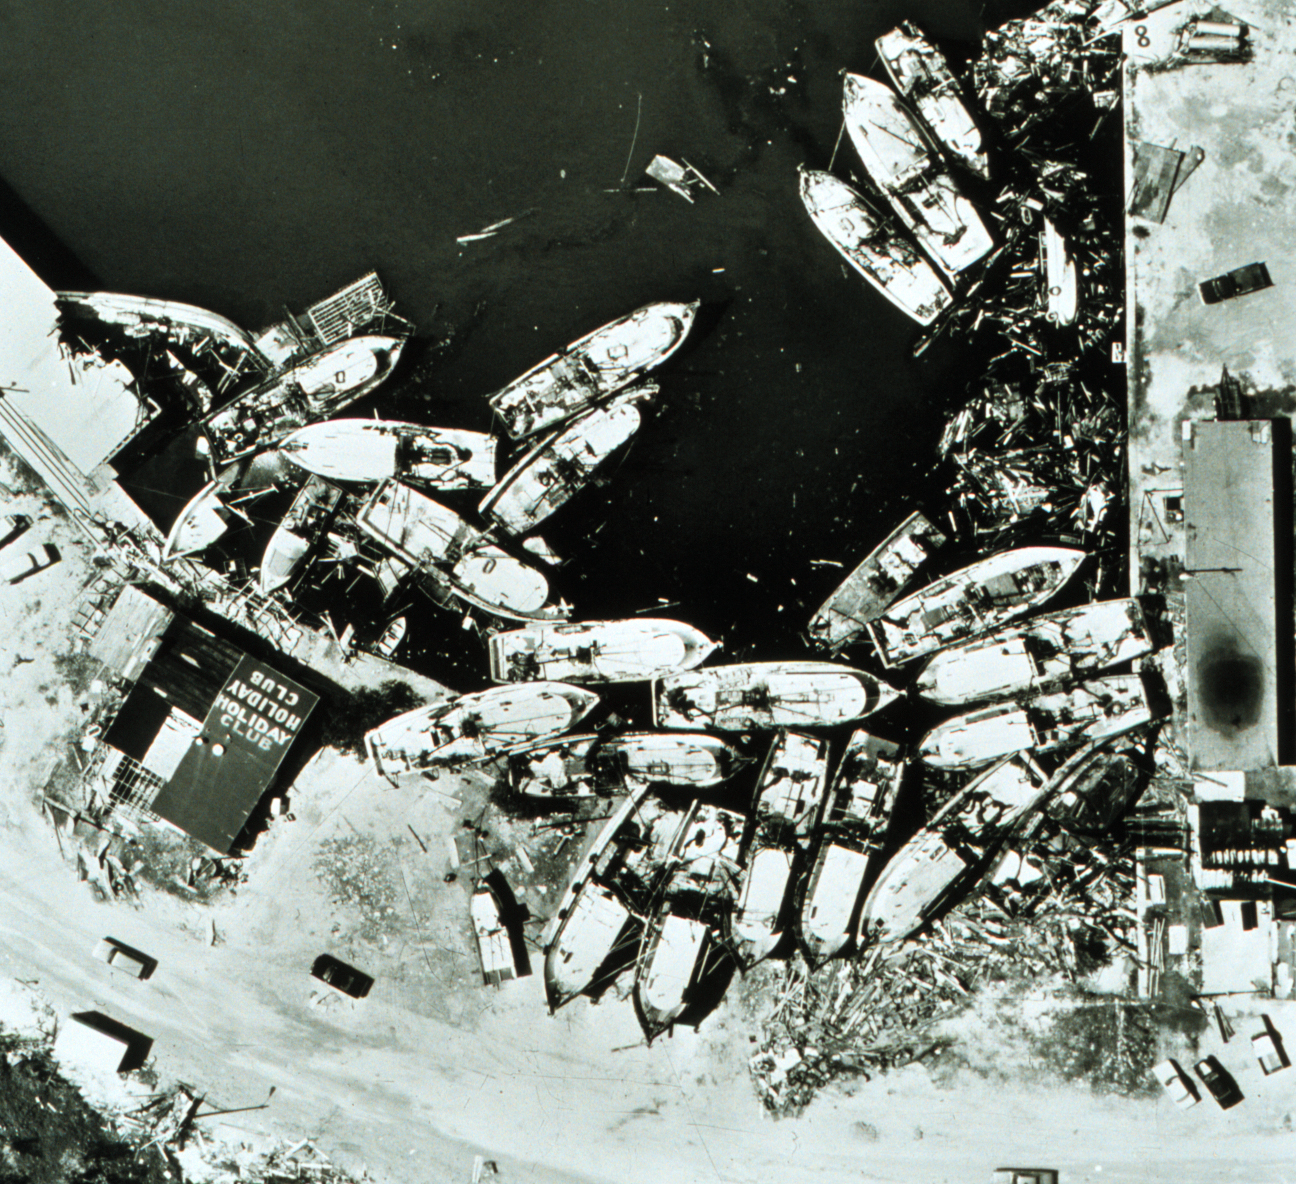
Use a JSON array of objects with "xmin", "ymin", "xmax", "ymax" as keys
[
  {"xmin": 488, "ymin": 617, "xmax": 716, "ymax": 684},
  {"xmin": 544, "ymin": 881, "xmax": 633, "ymax": 1009},
  {"xmin": 808, "ymin": 511, "xmax": 948, "ymax": 653},
  {"xmin": 277, "ymin": 419, "xmax": 498, "ymax": 490},
  {"xmin": 865, "ymin": 545, "xmax": 1085, "ymax": 667},
  {"xmin": 488, "ymin": 301, "xmax": 697, "ymax": 439},
  {"xmin": 364, "ymin": 681, "xmax": 599, "ymax": 776},
  {"xmin": 914, "ymin": 598, "xmax": 1153, "ymax": 706},
  {"xmin": 798, "ymin": 168, "xmax": 951, "ymax": 326},
  {"xmin": 654, "ymin": 662, "xmax": 898, "ymax": 732}
]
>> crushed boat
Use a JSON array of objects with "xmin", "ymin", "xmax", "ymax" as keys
[
  {"xmin": 808, "ymin": 510, "xmax": 948, "ymax": 653},
  {"xmin": 488, "ymin": 617, "xmax": 716, "ymax": 684},
  {"xmin": 913, "ymin": 598, "xmax": 1153, "ymax": 706},
  {"xmin": 797, "ymin": 167, "xmax": 952, "ymax": 326},
  {"xmin": 799, "ymin": 731, "xmax": 906, "ymax": 964},
  {"xmin": 487, "ymin": 300, "xmax": 697, "ymax": 439},
  {"xmin": 917, "ymin": 673, "xmax": 1157, "ymax": 770},
  {"xmin": 876, "ymin": 23, "xmax": 989, "ymax": 179},
  {"xmin": 276, "ymin": 419, "xmax": 498, "ymax": 491},
  {"xmin": 479, "ymin": 397, "xmax": 647, "ymax": 535},
  {"xmin": 161, "ymin": 451, "xmax": 293, "ymax": 562},
  {"xmin": 364, "ymin": 681, "xmax": 599, "ymax": 777},
  {"xmin": 1041, "ymin": 217, "xmax": 1079, "ymax": 326},
  {"xmin": 864, "ymin": 545, "xmax": 1085, "ymax": 667},
  {"xmin": 653, "ymin": 661, "xmax": 898, "ymax": 731},
  {"xmin": 258, "ymin": 474, "xmax": 344, "ymax": 596},
  {"xmin": 859, "ymin": 752, "xmax": 1047, "ymax": 944},
  {"xmin": 356, "ymin": 479, "xmax": 565, "ymax": 622}
]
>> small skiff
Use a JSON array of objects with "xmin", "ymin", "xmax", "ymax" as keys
[
  {"xmin": 488, "ymin": 617, "xmax": 716, "ymax": 684},
  {"xmin": 1041, "ymin": 217, "xmax": 1079, "ymax": 326}
]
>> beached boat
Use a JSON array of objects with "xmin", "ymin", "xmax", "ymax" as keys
[
  {"xmin": 487, "ymin": 301, "xmax": 697, "ymax": 439},
  {"xmin": 544, "ymin": 881, "xmax": 634, "ymax": 1008},
  {"xmin": 654, "ymin": 662, "xmax": 898, "ymax": 732},
  {"xmin": 200, "ymin": 334, "xmax": 406, "ymax": 465},
  {"xmin": 276, "ymin": 419, "xmax": 498, "ymax": 491},
  {"xmin": 859, "ymin": 753, "xmax": 1047, "ymax": 944},
  {"xmin": 161, "ymin": 451, "xmax": 293, "ymax": 562},
  {"xmin": 1041, "ymin": 217, "xmax": 1079, "ymax": 326},
  {"xmin": 356, "ymin": 479, "xmax": 563, "ymax": 621},
  {"xmin": 471, "ymin": 884, "xmax": 517, "ymax": 987},
  {"xmin": 917, "ymin": 674, "xmax": 1156, "ymax": 770},
  {"xmin": 364, "ymin": 681, "xmax": 599, "ymax": 776},
  {"xmin": 634, "ymin": 909, "xmax": 712, "ymax": 1038},
  {"xmin": 914, "ymin": 598, "xmax": 1152, "ymax": 706},
  {"xmin": 876, "ymin": 23, "xmax": 989, "ymax": 179},
  {"xmin": 480, "ymin": 399, "xmax": 645, "ymax": 535},
  {"xmin": 842, "ymin": 73, "xmax": 992, "ymax": 278},
  {"xmin": 865, "ymin": 545, "xmax": 1085, "ymax": 667},
  {"xmin": 488, "ymin": 618, "xmax": 716, "ymax": 684},
  {"xmin": 797, "ymin": 168, "xmax": 952, "ymax": 326},
  {"xmin": 728, "ymin": 845, "xmax": 797, "ymax": 969},
  {"xmin": 258, "ymin": 474, "xmax": 344, "ymax": 596},
  {"xmin": 799, "ymin": 731, "xmax": 907, "ymax": 964},
  {"xmin": 808, "ymin": 511, "xmax": 948, "ymax": 653}
]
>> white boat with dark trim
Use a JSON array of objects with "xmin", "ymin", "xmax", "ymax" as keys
[
  {"xmin": 487, "ymin": 300, "xmax": 698, "ymax": 439},
  {"xmin": 276, "ymin": 419, "xmax": 498, "ymax": 491},
  {"xmin": 917, "ymin": 674, "xmax": 1156, "ymax": 770},
  {"xmin": 808, "ymin": 511, "xmax": 948, "ymax": 653},
  {"xmin": 1042, "ymin": 217, "xmax": 1079, "ymax": 326},
  {"xmin": 842, "ymin": 73, "xmax": 992, "ymax": 278},
  {"xmin": 258, "ymin": 474, "xmax": 344, "ymax": 596},
  {"xmin": 544, "ymin": 882, "xmax": 633, "ymax": 1008},
  {"xmin": 364, "ymin": 681, "xmax": 598, "ymax": 776},
  {"xmin": 799, "ymin": 731, "xmax": 906, "ymax": 965},
  {"xmin": 480, "ymin": 398, "xmax": 647, "ymax": 535},
  {"xmin": 876, "ymin": 23, "xmax": 989, "ymax": 179},
  {"xmin": 798, "ymin": 168, "xmax": 951, "ymax": 326},
  {"xmin": 653, "ymin": 661, "xmax": 898, "ymax": 732},
  {"xmin": 865, "ymin": 545, "xmax": 1085, "ymax": 667},
  {"xmin": 488, "ymin": 617, "xmax": 716, "ymax": 684},
  {"xmin": 161, "ymin": 451, "xmax": 293, "ymax": 562},
  {"xmin": 751, "ymin": 730, "xmax": 832, "ymax": 835},
  {"xmin": 914, "ymin": 598, "xmax": 1153, "ymax": 706}
]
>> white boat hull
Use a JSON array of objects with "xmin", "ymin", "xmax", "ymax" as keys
[{"xmin": 488, "ymin": 617, "xmax": 716, "ymax": 684}]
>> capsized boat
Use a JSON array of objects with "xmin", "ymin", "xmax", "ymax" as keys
[
  {"xmin": 917, "ymin": 674, "xmax": 1156, "ymax": 770},
  {"xmin": 258, "ymin": 474, "xmax": 344, "ymax": 596},
  {"xmin": 808, "ymin": 511, "xmax": 948, "ymax": 653},
  {"xmin": 364, "ymin": 681, "xmax": 599, "ymax": 776},
  {"xmin": 276, "ymin": 419, "xmax": 498, "ymax": 490},
  {"xmin": 865, "ymin": 545, "xmax": 1085, "ymax": 667},
  {"xmin": 654, "ymin": 661, "xmax": 898, "ymax": 732},
  {"xmin": 200, "ymin": 334, "xmax": 406, "ymax": 465},
  {"xmin": 797, "ymin": 168, "xmax": 952, "ymax": 326},
  {"xmin": 876, "ymin": 23, "xmax": 989, "ymax": 179},
  {"xmin": 842, "ymin": 73, "xmax": 992, "ymax": 278},
  {"xmin": 487, "ymin": 301, "xmax": 697, "ymax": 439},
  {"xmin": 356, "ymin": 479, "xmax": 562, "ymax": 621},
  {"xmin": 914, "ymin": 598, "xmax": 1152, "ymax": 706},
  {"xmin": 488, "ymin": 617, "xmax": 716, "ymax": 684},
  {"xmin": 859, "ymin": 753, "xmax": 1047, "ymax": 944},
  {"xmin": 800, "ymin": 731, "xmax": 906, "ymax": 964},
  {"xmin": 480, "ymin": 398, "xmax": 645, "ymax": 535},
  {"xmin": 1041, "ymin": 217, "xmax": 1079, "ymax": 326},
  {"xmin": 161, "ymin": 451, "xmax": 293, "ymax": 562}
]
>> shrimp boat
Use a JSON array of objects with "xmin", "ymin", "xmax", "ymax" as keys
[
  {"xmin": 653, "ymin": 662, "xmax": 898, "ymax": 732},
  {"xmin": 914, "ymin": 598, "xmax": 1153, "ymax": 706},
  {"xmin": 488, "ymin": 618, "xmax": 716, "ymax": 684},
  {"xmin": 1041, "ymin": 217, "xmax": 1079, "ymax": 326},
  {"xmin": 865, "ymin": 545, "xmax": 1085, "ymax": 668},
  {"xmin": 808, "ymin": 511, "xmax": 948, "ymax": 653},
  {"xmin": 876, "ymin": 23, "xmax": 989, "ymax": 179},
  {"xmin": 364, "ymin": 681, "xmax": 598, "ymax": 777},
  {"xmin": 480, "ymin": 397, "xmax": 648, "ymax": 535},
  {"xmin": 258, "ymin": 474, "xmax": 345, "ymax": 596},
  {"xmin": 276, "ymin": 419, "xmax": 498, "ymax": 491},
  {"xmin": 726, "ymin": 731, "xmax": 832, "ymax": 968},
  {"xmin": 510, "ymin": 731, "xmax": 745, "ymax": 798},
  {"xmin": 356, "ymin": 479, "xmax": 565, "ymax": 622},
  {"xmin": 842, "ymin": 73, "xmax": 992, "ymax": 279},
  {"xmin": 917, "ymin": 674, "xmax": 1157, "ymax": 770},
  {"xmin": 487, "ymin": 300, "xmax": 698, "ymax": 439},
  {"xmin": 199, "ymin": 334, "xmax": 406, "ymax": 465},
  {"xmin": 797, "ymin": 167, "xmax": 952, "ymax": 326},
  {"xmin": 799, "ymin": 731, "xmax": 906, "ymax": 965},
  {"xmin": 859, "ymin": 753, "xmax": 1047, "ymax": 945}
]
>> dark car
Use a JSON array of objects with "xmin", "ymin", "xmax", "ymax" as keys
[
  {"xmin": 311, "ymin": 954, "xmax": 374, "ymax": 999},
  {"xmin": 1193, "ymin": 1055, "xmax": 1244, "ymax": 1108},
  {"xmin": 1198, "ymin": 261, "xmax": 1272, "ymax": 305}
]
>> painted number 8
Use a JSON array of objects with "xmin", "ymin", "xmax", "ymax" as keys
[{"xmin": 1135, "ymin": 24, "xmax": 1151, "ymax": 47}]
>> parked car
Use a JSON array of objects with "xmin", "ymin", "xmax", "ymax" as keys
[
  {"xmin": 1198, "ymin": 261, "xmax": 1272, "ymax": 305},
  {"xmin": 1253, "ymin": 1029, "xmax": 1288, "ymax": 1075},
  {"xmin": 1153, "ymin": 1058, "xmax": 1200, "ymax": 1108},
  {"xmin": 92, "ymin": 937, "xmax": 157, "ymax": 980},
  {"xmin": 311, "ymin": 953, "xmax": 373, "ymax": 999},
  {"xmin": 1, "ymin": 542, "xmax": 59, "ymax": 584},
  {"xmin": 1194, "ymin": 1055, "xmax": 1244, "ymax": 1108},
  {"xmin": 992, "ymin": 1171, "xmax": 1058, "ymax": 1184},
  {"xmin": 0, "ymin": 513, "xmax": 31, "ymax": 549}
]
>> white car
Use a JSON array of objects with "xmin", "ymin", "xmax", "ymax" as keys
[
  {"xmin": 1, "ymin": 542, "xmax": 59, "ymax": 583},
  {"xmin": 1153, "ymin": 1058, "xmax": 1201, "ymax": 1108},
  {"xmin": 93, "ymin": 937, "xmax": 157, "ymax": 980},
  {"xmin": 1253, "ymin": 1030, "xmax": 1288, "ymax": 1075}
]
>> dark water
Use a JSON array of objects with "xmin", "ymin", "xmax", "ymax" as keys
[{"xmin": 0, "ymin": 0, "xmax": 1043, "ymax": 714}]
